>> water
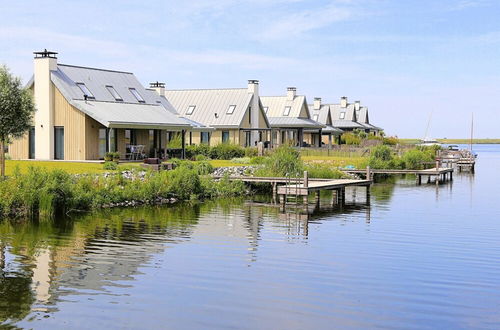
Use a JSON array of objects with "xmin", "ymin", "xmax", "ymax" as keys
[{"xmin": 1, "ymin": 145, "xmax": 499, "ymax": 329}]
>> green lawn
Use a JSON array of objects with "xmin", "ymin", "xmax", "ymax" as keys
[
  {"xmin": 302, "ymin": 155, "xmax": 368, "ymax": 169},
  {"xmin": 4, "ymin": 160, "xmax": 141, "ymax": 175}
]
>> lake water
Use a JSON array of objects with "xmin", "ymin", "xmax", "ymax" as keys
[{"xmin": 1, "ymin": 145, "xmax": 499, "ymax": 329}]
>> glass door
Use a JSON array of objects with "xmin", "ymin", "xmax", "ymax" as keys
[
  {"xmin": 29, "ymin": 127, "xmax": 35, "ymax": 159},
  {"xmin": 54, "ymin": 127, "xmax": 64, "ymax": 160}
]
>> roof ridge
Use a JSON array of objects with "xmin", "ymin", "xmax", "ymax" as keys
[
  {"xmin": 165, "ymin": 87, "xmax": 247, "ymax": 92},
  {"xmin": 58, "ymin": 63, "xmax": 133, "ymax": 75},
  {"xmin": 74, "ymin": 99, "xmax": 159, "ymax": 106}
]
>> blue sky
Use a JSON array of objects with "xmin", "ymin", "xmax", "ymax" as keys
[{"xmin": 1, "ymin": 0, "xmax": 499, "ymax": 138}]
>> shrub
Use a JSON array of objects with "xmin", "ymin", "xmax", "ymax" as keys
[
  {"xmin": 245, "ymin": 147, "xmax": 258, "ymax": 157},
  {"xmin": 383, "ymin": 136, "xmax": 399, "ymax": 145},
  {"xmin": 368, "ymin": 145, "xmax": 394, "ymax": 169},
  {"xmin": 209, "ymin": 143, "xmax": 245, "ymax": 160},
  {"xmin": 341, "ymin": 133, "xmax": 361, "ymax": 145},
  {"xmin": 256, "ymin": 145, "xmax": 303, "ymax": 177},
  {"xmin": 194, "ymin": 154, "xmax": 208, "ymax": 161},
  {"xmin": 103, "ymin": 161, "xmax": 118, "ymax": 170},
  {"xmin": 195, "ymin": 160, "xmax": 213, "ymax": 175},
  {"xmin": 401, "ymin": 149, "xmax": 433, "ymax": 169},
  {"xmin": 305, "ymin": 163, "xmax": 347, "ymax": 179},
  {"xmin": 186, "ymin": 144, "xmax": 211, "ymax": 159},
  {"xmin": 166, "ymin": 167, "xmax": 202, "ymax": 200}
]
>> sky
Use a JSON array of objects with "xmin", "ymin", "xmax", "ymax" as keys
[{"xmin": 0, "ymin": 0, "xmax": 499, "ymax": 138}]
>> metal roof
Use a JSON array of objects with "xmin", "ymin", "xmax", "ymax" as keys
[
  {"xmin": 331, "ymin": 119, "xmax": 366, "ymax": 129},
  {"xmin": 329, "ymin": 103, "xmax": 357, "ymax": 121},
  {"xmin": 164, "ymin": 88, "xmax": 266, "ymax": 128},
  {"xmin": 49, "ymin": 65, "xmax": 191, "ymax": 129},
  {"xmin": 308, "ymin": 104, "xmax": 332, "ymax": 125},
  {"xmin": 267, "ymin": 117, "xmax": 325, "ymax": 128},
  {"xmin": 260, "ymin": 95, "xmax": 310, "ymax": 119}
]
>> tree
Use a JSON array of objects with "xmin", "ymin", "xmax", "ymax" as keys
[{"xmin": 0, "ymin": 66, "xmax": 36, "ymax": 178}]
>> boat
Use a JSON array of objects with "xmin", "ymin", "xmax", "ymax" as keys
[{"xmin": 417, "ymin": 137, "xmax": 441, "ymax": 147}]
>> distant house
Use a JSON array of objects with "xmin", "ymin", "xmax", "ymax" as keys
[
  {"xmin": 357, "ymin": 105, "xmax": 382, "ymax": 134},
  {"xmin": 9, "ymin": 50, "xmax": 193, "ymax": 160},
  {"xmin": 163, "ymin": 80, "xmax": 270, "ymax": 147},
  {"xmin": 307, "ymin": 97, "xmax": 344, "ymax": 146},
  {"xmin": 261, "ymin": 87, "xmax": 325, "ymax": 147}
]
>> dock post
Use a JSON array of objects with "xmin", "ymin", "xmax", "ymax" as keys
[
  {"xmin": 314, "ymin": 191, "xmax": 320, "ymax": 207},
  {"xmin": 450, "ymin": 171, "xmax": 453, "ymax": 181},
  {"xmin": 280, "ymin": 194, "xmax": 286, "ymax": 206},
  {"xmin": 366, "ymin": 185, "xmax": 371, "ymax": 205},
  {"xmin": 417, "ymin": 174, "xmax": 422, "ymax": 185},
  {"xmin": 340, "ymin": 187, "xmax": 346, "ymax": 206},
  {"xmin": 272, "ymin": 182, "xmax": 277, "ymax": 203},
  {"xmin": 331, "ymin": 190, "xmax": 338, "ymax": 206},
  {"xmin": 366, "ymin": 166, "xmax": 371, "ymax": 180},
  {"xmin": 303, "ymin": 171, "xmax": 308, "ymax": 188}
]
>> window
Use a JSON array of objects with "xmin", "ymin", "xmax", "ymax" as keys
[
  {"xmin": 227, "ymin": 105, "xmax": 236, "ymax": 114},
  {"xmin": 76, "ymin": 83, "xmax": 94, "ymax": 99},
  {"xmin": 186, "ymin": 105, "xmax": 196, "ymax": 115},
  {"xmin": 313, "ymin": 114, "xmax": 319, "ymax": 121},
  {"xmin": 98, "ymin": 129, "xmax": 107, "ymax": 159},
  {"xmin": 125, "ymin": 129, "xmax": 137, "ymax": 146},
  {"xmin": 340, "ymin": 112, "xmax": 346, "ymax": 119},
  {"xmin": 201, "ymin": 132, "xmax": 210, "ymax": 145},
  {"xmin": 283, "ymin": 106, "xmax": 291, "ymax": 116},
  {"xmin": 29, "ymin": 127, "xmax": 35, "ymax": 159},
  {"xmin": 129, "ymin": 88, "xmax": 145, "ymax": 103},
  {"xmin": 248, "ymin": 107, "xmax": 252, "ymax": 124},
  {"xmin": 263, "ymin": 106, "xmax": 269, "ymax": 114},
  {"xmin": 54, "ymin": 127, "xmax": 64, "ymax": 160},
  {"xmin": 106, "ymin": 85, "xmax": 122, "ymax": 101},
  {"xmin": 222, "ymin": 131, "xmax": 230, "ymax": 143}
]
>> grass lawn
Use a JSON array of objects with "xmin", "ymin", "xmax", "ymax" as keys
[
  {"xmin": 207, "ymin": 160, "xmax": 243, "ymax": 167},
  {"xmin": 4, "ymin": 160, "xmax": 141, "ymax": 175}
]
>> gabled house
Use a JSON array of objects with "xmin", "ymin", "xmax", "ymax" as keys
[
  {"xmin": 261, "ymin": 87, "xmax": 325, "ymax": 147},
  {"xmin": 9, "ymin": 50, "xmax": 193, "ymax": 160},
  {"xmin": 356, "ymin": 105, "xmax": 382, "ymax": 134},
  {"xmin": 328, "ymin": 97, "xmax": 366, "ymax": 132},
  {"xmin": 163, "ymin": 80, "xmax": 270, "ymax": 147},
  {"xmin": 307, "ymin": 97, "xmax": 344, "ymax": 146}
]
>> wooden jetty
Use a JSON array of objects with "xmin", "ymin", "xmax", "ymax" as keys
[
  {"xmin": 214, "ymin": 170, "xmax": 372, "ymax": 206},
  {"xmin": 342, "ymin": 162, "xmax": 454, "ymax": 185}
]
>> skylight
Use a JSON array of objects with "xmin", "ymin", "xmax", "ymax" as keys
[
  {"xmin": 227, "ymin": 105, "xmax": 236, "ymax": 114},
  {"xmin": 283, "ymin": 106, "xmax": 291, "ymax": 116},
  {"xmin": 263, "ymin": 107, "xmax": 269, "ymax": 114},
  {"xmin": 186, "ymin": 105, "xmax": 196, "ymax": 115},
  {"xmin": 340, "ymin": 112, "xmax": 346, "ymax": 119},
  {"xmin": 129, "ymin": 88, "xmax": 145, "ymax": 103},
  {"xmin": 313, "ymin": 114, "xmax": 319, "ymax": 121},
  {"xmin": 106, "ymin": 85, "xmax": 122, "ymax": 101},
  {"xmin": 76, "ymin": 83, "xmax": 94, "ymax": 99}
]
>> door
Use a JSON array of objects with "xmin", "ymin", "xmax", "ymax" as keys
[
  {"xmin": 54, "ymin": 127, "xmax": 64, "ymax": 160},
  {"xmin": 28, "ymin": 127, "xmax": 35, "ymax": 159}
]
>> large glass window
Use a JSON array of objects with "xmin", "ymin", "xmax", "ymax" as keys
[
  {"xmin": 201, "ymin": 132, "xmax": 210, "ymax": 145},
  {"xmin": 29, "ymin": 127, "xmax": 35, "ymax": 159},
  {"xmin": 129, "ymin": 88, "xmax": 145, "ymax": 103},
  {"xmin": 222, "ymin": 131, "xmax": 230, "ymax": 143},
  {"xmin": 106, "ymin": 85, "xmax": 123, "ymax": 101},
  {"xmin": 54, "ymin": 127, "xmax": 64, "ymax": 160},
  {"xmin": 227, "ymin": 105, "xmax": 236, "ymax": 114},
  {"xmin": 125, "ymin": 129, "xmax": 137, "ymax": 146},
  {"xmin": 99, "ymin": 129, "xmax": 107, "ymax": 159},
  {"xmin": 76, "ymin": 83, "xmax": 94, "ymax": 99}
]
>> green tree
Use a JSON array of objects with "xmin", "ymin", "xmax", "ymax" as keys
[{"xmin": 0, "ymin": 66, "xmax": 36, "ymax": 178}]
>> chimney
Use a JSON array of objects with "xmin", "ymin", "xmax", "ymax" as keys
[
  {"xmin": 354, "ymin": 100, "xmax": 361, "ymax": 111},
  {"xmin": 150, "ymin": 81, "xmax": 166, "ymax": 96},
  {"xmin": 313, "ymin": 97, "xmax": 322, "ymax": 110},
  {"xmin": 247, "ymin": 80, "xmax": 260, "ymax": 144},
  {"xmin": 33, "ymin": 49, "xmax": 58, "ymax": 160},
  {"xmin": 287, "ymin": 87, "xmax": 296, "ymax": 101},
  {"xmin": 340, "ymin": 96, "xmax": 348, "ymax": 108}
]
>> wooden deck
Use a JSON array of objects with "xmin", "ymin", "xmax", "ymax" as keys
[
  {"xmin": 342, "ymin": 167, "xmax": 454, "ymax": 185},
  {"xmin": 277, "ymin": 179, "xmax": 371, "ymax": 196}
]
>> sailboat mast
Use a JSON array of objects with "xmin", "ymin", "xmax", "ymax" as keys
[{"xmin": 470, "ymin": 113, "xmax": 474, "ymax": 151}]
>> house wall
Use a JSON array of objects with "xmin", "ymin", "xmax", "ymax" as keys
[
  {"xmin": 135, "ymin": 129, "xmax": 151, "ymax": 156},
  {"xmin": 8, "ymin": 133, "xmax": 30, "ymax": 159},
  {"xmin": 84, "ymin": 115, "xmax": 102, "ymax": 160},
  {"xmin": 54, "ymin": 87, "xmax": 87, "ymax": 160}
]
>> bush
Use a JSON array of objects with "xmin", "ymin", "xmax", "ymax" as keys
[
  {"xmin": 368, "ymin": 145, "xmax": 395, "ymax": 169},
  {"xmin": 103, "ymin": 161, "xmax": 118, "ymax": 170},
  {"xmin": 245, "ymin": 147, "xmax": 258, "ymax": 157},
  {"xmin": 195, "ymin": 160, "xmax": 213, "ymax": 175},
  {"xmin": 209, "ymin": 143, "xmax": 245, "ymax": 160},
  {"xmin": 341, "ymin": 133, "xmax": 361, "ymax": 145},
  {"xmin": 186, "ymin": 144, "xmax": 211, "ymax": 159},
  {"xmin": 166, "ymin": 167, "xmax": 202, "ymax": 200},
  {"xmin": 255, "ymin": 145, "xmax": 303, "ymax": 177},
  {"xmin": 194, "ymin": 154, "xmax": 208, "ymax": 161},
  {"xmin": 305, "ymin": 163, "xmax": 347, "ymax": 179},
  {"xmin": 401, "ymin": 148, "xmax": 433, "ymax": 169},
  {"xmin": 383, "ymin": 136, "xmax": 399, "ymax": 145}
]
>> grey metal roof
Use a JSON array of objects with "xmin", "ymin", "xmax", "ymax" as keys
[
  {"xmin": 330, "ymin": 103, "xmax": 357, "ymax": 121},
  {"xmin": 49, "ymin": 64, "xmax": 191, "ymax": 129},
  {"xmin": 164, "ymin": 88, "xmax": 268, "ymax": 128},
  {"xmin": 308, "ymin": 104, "xmax": 332, "ymax": 125},
  {"xmin": 331, "ymin": 120, "xmax": 366, "ymax": 129},
  {"xmin": 260, "ymin": 95, "xmax": 310, "ymax": 119},
  {"xmin": 268, "ymin": 117, "xmax": 325, "ymax": 128}
]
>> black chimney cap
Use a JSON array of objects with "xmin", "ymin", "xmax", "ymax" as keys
[
  {"xmin": 150, "ymin": 81, "xmax": 165, "ymax": 88},
  {"xmin": 34, "ymin": 49, "xmax": 58, "ymax": 59}
]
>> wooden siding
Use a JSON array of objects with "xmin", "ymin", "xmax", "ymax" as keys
[
  {"xmin": 85, "ymin": 115, "xmax": 102, "ymax": 160},
  {"xmin": 54, "ymin": 87, "xmax": 87, "ymax": 160},
  {"xmin": 9, "ymin": 133, "xmax": 30, "ymax": 159}
]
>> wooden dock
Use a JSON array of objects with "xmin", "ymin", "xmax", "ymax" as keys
[{"xmin": 342, "ymin": 164, "xmax": 454, "ymax": 185}]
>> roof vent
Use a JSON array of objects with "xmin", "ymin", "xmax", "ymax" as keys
[
  {"xmin": 248, "ymin": 80, "xmax": 259, "ymax": 84},
  {"xmin": 149, "ymin": 81, "xmax": 165, "ymax": 88},
  {"xmin": 33, "ymin": 49, "xmax": 58, "ymax": 59}
]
